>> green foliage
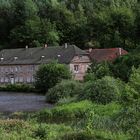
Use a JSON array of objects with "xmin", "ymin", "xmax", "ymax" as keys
[
  {"xmin": 33, "ymin": 124, "xmax": 47, "ymax": 139},
  {"xmin": 112, "ymin": 51, "xmax": 140, "ymax": 81},
  {"xmin": 61, "ymin": 130, "xmax": 131, "ymax": 140},
  {"xmin": 115, "ymin": 102, "xmax": 140, "ymax": 139},
  {"xmin": 34, "ymin": 62, "xmax": 71, "ymax": 93},
  {"xmin": 0, "ymin": 0, "xmax": 140, "ymax": 49},
  {"xmin": 129, "ymin": 66, "xmax": 140, "ymax": 92},
  {"xmin": 0, "ymin": 84, "xmax": 35, "ymax": 92},
  {"xmin": 36, "ymin": 100, "xmax": 93, "ymax": 123},
  {"xmin": 86, "ymin": 61, "xmax": 112, "ymax": 80},
  {"xmin": 46, "ymin": 80, "xmax": 82, "ymax": 103},
  {"xmin": 120, "ymin": 66, "xmax": 140, "ymax": 105},
  {"xmin": 80, "ymin": 76, "xmax": 124, "ymax": 104},
  {"xmin": 0, "ymin": 119, "xmax": 30, "ymax": 132}
]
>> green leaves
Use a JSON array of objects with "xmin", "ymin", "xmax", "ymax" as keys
[{"xmin": 34, "ymin": 62, "xmax": 71, "ymax": 93}]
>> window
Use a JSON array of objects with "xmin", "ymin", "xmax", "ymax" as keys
[
  {"xmin": 27, "ymin": 77, "xmax": 31, "ymax": 83},
  {"xmin": 0, "ymin": 77, "xmax": 4, "ymax": 83},
  {"xmin": 5, "ymin": 77, "xmax": 9, "ymax": 83},
  {"xmin": 74, "ymin": 65, "xmax": 79, "ymax": 72},
  {"xmin": 10, "ymin": 67, "xmax": 14, "ymax": 72},
  {"xmin": 15, "ymin": 67, "xmax": 18, "ymax": 72},
  {"xmin": 1, "ymin": 67, "xmax": 4, "ymax": 73},
  {"xmin": 15, "ymin": 77, "xmax": 18, "ymax": 83},
  {"xmin": 19, "ymin": 77, "xmax": 23, "ymax": 82}
]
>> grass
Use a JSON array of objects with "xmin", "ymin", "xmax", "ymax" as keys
[{"xmin": 0, "ymin": 101, "xmax": 132, "ymax": 140}]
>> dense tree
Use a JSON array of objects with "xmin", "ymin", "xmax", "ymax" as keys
[
  {"xmin": 34, "ymin": 62, "xmax": 71, "ymax": 93},
  {"xmin": 0, "ymin": 0, "xmax": 140, "ymax": 49}
]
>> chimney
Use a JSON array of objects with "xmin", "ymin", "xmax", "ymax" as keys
[
  {"xmin": 119, "ymin": 48, "xmax": 122, "ymax": 56},
  {"xmin": 64, "ymin": 43, "xmax": 68, "ymax": 49},
  {"xmin": 44, "ymin": 44, "xmax": 48, "ymax": 48}
]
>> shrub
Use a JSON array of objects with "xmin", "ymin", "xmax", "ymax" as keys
[
  {"xmin": 34, "ymin": 62, "xmax": 71, "ymax": 93},
  {"xmin": 93, "ymin": 102, "xmax": 121, "ymax": 117},
  {"xmin": 36, "ymin": 100, "xmax": 93, "ymax": 123},
  {"xmin": 112, "ymin": 52, "xmax": 140, "ymax": 81},
  {"xmin": 115, "ymin": 102, "xmax": 140, "ymax": 139},
  {"xmin": 84, "ymin": 73, "xmax": 96, "ymax": 82},
  {"xmin": 0, "ymin": 119, "xmax": 30, "ymax": 131},
  {"xmin": 87, "ymin": 61, "xmax": 112, "ymax": 80},
  {"xmin": 46, "ymin": 80, "xmax": 82, "ymax": 103},
  {"xmin": 33, "ymin": 124, "xmax": 48, "ymax": 139},
  {"xmin": 0, "ymin": 84, "xmax": 35, "ymax": 92},
  {"xmin": 61, "ymin": 130, "xmax": 130, "ymax": 140},
  {"xmin": 80, "ymin": 76, "xmax": 124, "ymax": 104},
  {"xmin": 46, "ymin": 124, "xmax": 73, "ymax": 140},
  {"xmin": 128, "ymin": 66, "xmax": 140, "ymax": 93}
]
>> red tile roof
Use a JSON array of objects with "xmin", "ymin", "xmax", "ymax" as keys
[{"xmin": 89, "ymin": 48, "xmax": 128, "ymax": 62}]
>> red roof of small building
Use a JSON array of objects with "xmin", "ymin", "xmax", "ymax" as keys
[{"xmin": 89, "ymin": 48, "xmax": 128, "ymax": 62}]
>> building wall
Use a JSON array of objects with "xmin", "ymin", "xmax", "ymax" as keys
[
  {"xmin": 0, "ymin": 55, "xmax": 91, "ymax": 84},
  {"xmin": 0, "ymin": 65, "xmax": 38, "ymax": 84},
  {"xmin": 69, "ymin": 55, "xmax": 91, "ymax": 80}
]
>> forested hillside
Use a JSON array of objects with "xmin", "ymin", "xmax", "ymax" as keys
[{"xmin": 0, "ymin": 0, "xmax": 140, "ymax": 50}]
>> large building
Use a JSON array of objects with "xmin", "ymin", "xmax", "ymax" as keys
[{"xmin": 0, "ymin": 45, "xmax": 90, "ymax": 84}]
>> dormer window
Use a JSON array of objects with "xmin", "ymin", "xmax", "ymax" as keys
[
  {"xmin": 0, "ymin": 57, "xmax": 4, "ymax": 61},
  {"xmin": 14, "ymin": 57, "xmax": 18, "ymax": 60}
]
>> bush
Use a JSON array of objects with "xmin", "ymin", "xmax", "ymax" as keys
[
  {"xmin": 115, "ymin": 102, "xmax": 140, "ymax": 139},
  {"xmin": 34, "ymin": 62, "xmax": 71, "ymax": 93},
  {"xmin": 87, "ymin": 61, "xmax": 112, "ymax": 80},
  {"xmin": 46, "ymin": 124, "xmax": 73, "ymax": 140},
  {"xmin": 36, "ymin": 100, "xmax": 93, "ymax": 123},
  {"xmin": 0, "ymin": 119, "xmax": 30, "ymax": 131},
  {"xmin": 0, "ymin": 84, "xmax": 35, "ymax": 92},
  {"xmin": 61, "ymin": 130, "xmax": 130, "ymax": 140},
  {"xmin": 80, "ymin": 76, "xmax": 124, "ymax": 104},
  {"xmin": 46, "ymin": 80, "xmax": 82, "ymax": 103},
  {"xmin": 128, "ymin": 66, "xmax": 140, "ymax": 93},
  {"xmin": 112, "ymin": 52, "xmax": 140, "ymax": 81},
  {"xmin": 120, "ymin": 67, "xmax": 140, "ymax": 105}
]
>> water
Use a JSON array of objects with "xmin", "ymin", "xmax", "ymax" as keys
[{"xmin": 0, "ymin": 92, "xmax": 52, "ymax": 113}]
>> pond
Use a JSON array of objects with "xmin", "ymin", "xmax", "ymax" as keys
[{"xmin": 0, "ymin": 92, "xmax": 52, "ymax": 113}]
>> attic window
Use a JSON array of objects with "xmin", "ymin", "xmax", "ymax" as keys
[
  {"xmin": 14, "ymin": 57, "xmax": 18, "ymax": 60},
  {"xmin": 0, "ymin": 58, "xmax": 4, "ymax": 61},
  {"xmin": 41, "ymin": 56, "xmax": 45, "ymax": 58}
]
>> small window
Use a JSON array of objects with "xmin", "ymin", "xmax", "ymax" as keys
[
  {"xmin": 19, "ymin": 77, "xmax": 23, "ymax": 82},
  {"xmin": 15, "ymin": 77, "xmax": 18, "ymax": 83},
  {"xmin": 27, "ymin": 77, "xmax": 31, "ymax": 83},
  {"xmin": 74, "ymin": 65, "xmax": 79, "ymax": 72},
  {"xmin": 5, "ymin": 77, "xmax": 9, "ymax": 83},
  {"xmin": 15, "ymin": 67, "xmax": 18, "ymax": 72},
  {"xmin": 1, "ymin": 77, "xmax": 4, "ymax": 83}
]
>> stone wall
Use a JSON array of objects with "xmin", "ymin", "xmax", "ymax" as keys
[
  {"xmin": 0, "ymin": 65, "xmax": 38, "ymax": 84},
  {"xmin": 70, "ymin": 55, "xmax": 91, "ymax": 80}
]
